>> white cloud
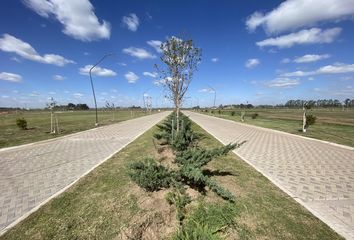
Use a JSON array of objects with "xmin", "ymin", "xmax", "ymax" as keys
[
  {"xmin": 246, "ymin": 0, "xmax": 354, "ymax": 34},
  {"xmin": 143, "ymin": 71, "xmax": 158, "ymax": 78},
  {"xmin": 124, "ymin": 71, "xmax": 139, "ymax": 83},
  {"xmin": 0, "ymin": 34, "xmax": 75, "ymax": 66},
  {"xmin": 318, "ymin": 63, "xmax": 354, "ymax": 74},
  {"xmin": 0, "ymin": 72, "xmax": 22, "ymax": 82},
  {"xmin": 73, "ymin": 92, "xmax": 83, "ymax": 98},
  {"xmin": 122, "ymin": 13, "xmax": 139, "ymax": 31},
  {"xmin": 79, "ymin": 65, "xmax": 117, "ymax": 77},
  {"xmin": 256, "ymin": 28, "xmax": 341, "ymax": 48},
  {"xmin": 10, "ymin": 56, "xmax": 21, "ymax": 62},
  {"xmin": 294, "ymin": 54, "xmax": 330, "ymax": 63},
  {"xmin": 245, "ymin": 58, "xmax": 260, "ymax": 69},
  {"xmin": 53, "ymin": 74, "xmax": 66, "ymax": 80},
  {"xmin": 122, "ymin": 47, "xmax": 156, "ymax": 59},
  {"xmin": 211, "ymin": 58, "xmax": 219, "ymax": 63},
  {"xmin": 198, "ymin": 88, "xmax": 215, "ymax": 93},
  {"xmin": 308, "ymin": 77, "xmax": 315, "ymax": 81},
  {"xmin": 282, "ymin": 63, "xmax": 354, "ymax": 77},
  {"xmin": 312, "ymin": 86, "xmax": 354, "ymax": 97},
  {"xmin": 118, "ymin": 62, "xmax": 127, "ymax": 66},
  {"xmin": 153, "ymin": 79, "xmax": 166, "ymax": 86},
  {"xmin": 281, "ymin": 58, "xmax": 291, "ymax": 64},
  {"xmin": 23, "ymin": 0, "xmax": 111, "ymax": 41},
  {"xmin": 29, "ymin": 91, "xmax": 40, "ymax": 97},
  {"xmin": 147, "ymin": 40, "xmax": 162, "ymax": 53},
  {"xmin": 265, "ymin": 78, "xmax": 300, "ymax": 88}
]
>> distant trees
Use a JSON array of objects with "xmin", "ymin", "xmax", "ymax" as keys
[
  {"xmin": 51, "ymin": 103, "xmax": 89, "ymax": 111},
  {"xmin": 285, "ymin": 99, "xmax": 351, "ymax": 108},
  {"xmin": 220, "ymin": 104, "xmax": 254, "ymax": 109}
]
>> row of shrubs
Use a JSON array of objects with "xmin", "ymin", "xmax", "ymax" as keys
[
  {"xmin": 129, "ymin": 112, "xmax": 244, "ymax": 231},
  {"xmin": 201, "ymin": 109, "xmax": 260, "ymax": 119},
  {"xmin": 202, "ymin": 109, "xmax": 316, "ymax": 129}
]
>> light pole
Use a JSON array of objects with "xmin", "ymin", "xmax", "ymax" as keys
[
  {"xmin": 89, "ymin": 53, "xmax": 113, "ymax": 126},
  {"xmin": 143, "ymin": 89, "xmax": 150, "ymax": 113},
  {"xmin": 208, "ymin": 85, "xmax": 216, "ymax": 108}
]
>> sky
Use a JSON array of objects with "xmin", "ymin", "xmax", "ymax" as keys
[{"xmin": 1, "ymin": 0, "xmax": 354, "ymax": 108}]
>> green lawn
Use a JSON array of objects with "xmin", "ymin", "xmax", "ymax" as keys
[
  {"xmin": 200, "ymin": 108, "xmax": 354, "ymax": 147},
  {"xmin": 0, "ymin": 110, "xmax": 149, "ymax": 148},
  {"xmin": 1, "ymin": 117, "xmax": 342, "ymax": 239}
]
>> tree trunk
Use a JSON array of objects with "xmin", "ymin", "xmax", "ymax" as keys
[
  {"xmin": 302, "ymin": 107, "xmax": 307, "ymax": 133},
  {"xmin": 176, "ymin": 106, "xmax": 180, "ymax": 132}
]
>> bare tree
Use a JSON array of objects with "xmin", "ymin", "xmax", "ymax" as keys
[
  {"xmin": 105, "ymin": 101, "xmax": 115, "ymax": 121},
  {"xmin": 155, "ymin": 36, "xmax": 201, "ymax": 132},
  {"xmin": 47, "ymin": 97, "xmax": 59, "ymax": 134}
]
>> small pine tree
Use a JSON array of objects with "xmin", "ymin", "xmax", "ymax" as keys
[
  {"xmin": 305, "ymin": 114, "xmax": 316, "ymax": 129},
  {"xmin": 16, "ymin": 118, "xmax": 27, "ymax": 130}
]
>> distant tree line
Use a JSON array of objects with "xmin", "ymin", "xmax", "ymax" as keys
[
  {"xmin": 192, "ymin": 98, "xmax": 354, "ymax": 109},
  {"xmin": 284, "ymin": 99, "xmax": 354, "ymax": 108},
  {"xmin": 51, "ymin": 103, "xmax": 90, "ymax": 111},
  {"xmin": 218, "ymin": 104, "xmax": 254, "ymax": 109}
]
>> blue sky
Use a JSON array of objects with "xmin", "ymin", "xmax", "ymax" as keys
[{"xmin": 1, "ymin": 0, "xmax": 354, "ymax": 108}]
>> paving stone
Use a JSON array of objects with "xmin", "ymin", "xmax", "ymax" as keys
[
  {"xmin": 0, "ymin": 112, "xmax": 169, "ymax": 234},
  {"xmin": 185, "ymin": 111, "xmax": 354, "ymax": 240}
]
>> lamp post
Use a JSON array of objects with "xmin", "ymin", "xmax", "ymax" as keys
[
  {"xmin": 143, "ymin": 89, "xmax": 150, "ymax": 113},
  {"xmin": 208, "ymin": 85, "xmax": 216, "ymax": 108},
  {"xmin": 89, "ymin": 53, "xmax": 113, "ymax": 126}
]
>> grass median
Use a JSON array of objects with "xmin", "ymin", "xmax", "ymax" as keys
[{"xmin": 1, "ymin": 117, "xmax": 343, "ymax": 239}]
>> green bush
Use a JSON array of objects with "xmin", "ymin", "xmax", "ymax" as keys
[
  {"xmin": 251, "ymin": 113, "xmax": 259, "ymax": 119},
  {"xmin": 154, "ymin": 113, "xmax": 197, "ymax": 152},
  {"xmin": 129, "ymin": 158, "xmax": 172, "ymax": 191},
  {"xmin": 211, "ymin": 110, "xmax": 214, "ymax": 114},
  {"xmin": 305, "ymin": 114, "xmax": 316, "ymax": 128},
  {"xmin": 217, "ymin": 109, "xmax": 221, "ymax": 114},
  {"xmin": 230, "ymin": 111, "xmax": 235, "ymax": 116},
  {"xmin": 16, "ymin": 118, "xmax": 27, "ymax": 130},
  {"xmin": 174, "ymin": 143, "xmax": 241, "ymax": 201},
  {"xmin": 165, "ymin": 188, "xmax": 191, "ymax": 222}
]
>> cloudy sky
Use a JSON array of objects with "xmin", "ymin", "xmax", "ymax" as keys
[{"xmin": 1, "ymin": 0, "xmax": 354, "ymax": 108}]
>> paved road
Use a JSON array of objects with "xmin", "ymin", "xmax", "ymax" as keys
[
  {"xmin": 184, "ymin": 111, "xmax": 354, "ymax": 240},
  {"xmin": 0, "ymin": 111, "xmax": 169, "ymax": 234}
]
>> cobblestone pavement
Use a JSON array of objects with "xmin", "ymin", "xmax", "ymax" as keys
[
  {"xmin": 0, "ymin": 111, "xmax": 169, "ymax": 234},
  {"xmin": 184, "ymin": 111, "xmax": 354, "ymax": 240}
]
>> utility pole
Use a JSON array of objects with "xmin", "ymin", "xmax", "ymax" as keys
[{"xmin": 89, "ymin": 53, "xmax": 114, "ymax": 126}]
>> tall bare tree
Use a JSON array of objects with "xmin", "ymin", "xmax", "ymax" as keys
[{"xmin": 155, "ymin": 36, "xmax": 201, "ymax": 132}]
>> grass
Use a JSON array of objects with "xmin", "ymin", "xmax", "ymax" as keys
[
  {"xmin": 1, "ymin": 117, "xmax": 343, "ymax": 239},
  {"xmin": 200, "ymin": 108, "xmax": 354, "ymax": 147},
  {"xmin": 0, "ymin": 109, "xmax": 149, "ymax": 148}
]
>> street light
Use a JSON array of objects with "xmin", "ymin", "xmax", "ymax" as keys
[
  {"xmin": 208, "ymin": 85, "xmax": 216, "ymax": 108},
  {"xmin": 89, "ymin": 53, "xmax": 114, "ymax": 126}
]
